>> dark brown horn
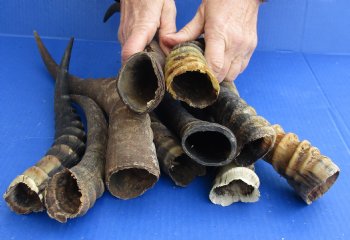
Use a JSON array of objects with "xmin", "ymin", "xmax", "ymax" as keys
[
  {"xmin": 103, "ymin": 1, "xmax": 120, "ymax": 23},
  {"xmin": 45, "ymin": 95, "xmax": 107, "ymax": 223},
  {"xmin": 156, "ymin": 94, "xmax": 237, "ymax": 166},
  {"xmin": 150, "ymin": 113, "xmax": 206, "ymax": 187},
  {"xmin": 34, "ymin": 33, "xmax": 160, "ymax": 200},
  {"xmin": 210, "ymin": 81, "xmax": 276, "ymax": 166},
  {"xmin": 4, "ymin": 38, "xmax": 86, "ymax": 214},
  {"xmin": 117, "ymin": 40, "xmax": 165, "ymax": 113}
]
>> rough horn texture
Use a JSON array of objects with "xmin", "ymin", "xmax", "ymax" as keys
[
  {"xmin": 4, "ymin": 37, "xmax": 85, "ymax": 214},
  {"xmin": 165, "ymin": 41, "xmax": 219, "ymax": 108},
  {"xmin": 150, "ymin": 113, "xmax": 206, "ymax": 187},
  {"xmin": 210, "ymin": 81, "xmax": 276, "ymax": 166},
  {"xmin": 118, "ymin": 40, "xmax": 165, "ymax": 114},
  {"xmin": 106, "ymin": 101, "xmax": 159, "ymax": 199},
  {"xmin": 209, "ymin": 164, "xmax": 260, "ymax": 206},
  {"xmin": 45, "ymin": 95, "xmax": 107, "ymax": 223},
  {"xmin": 264, "ymin": 125, "xmax": 340, "ymax": 204},
  {"xmin": 34, "ymin": 33, "xmax": 160, "ymax": 200},
  {"xmin": 156, "ymin": 94, "xmax": 237, "ymax": 166}
]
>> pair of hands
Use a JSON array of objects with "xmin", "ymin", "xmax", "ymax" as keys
[{"xmin": 119, "ymin": 0, "xmax": 261, "ymax": 82}]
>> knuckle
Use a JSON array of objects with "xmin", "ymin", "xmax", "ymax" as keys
[
  {"xmin": 209, "ymin": 58, "xmax": 224, "ymax": 73},
  {"xmin": 205, "ymin": 32, "xmax": 225, "ymax": 45},
  {"xmin": 133, "ymin": 24, "xmax": 150, "ymax": 34},
  {"xmin": 214, "ymin": 20, "xmax": 227, "ymax": 31},
  {"xmin": 239, "ymin": 57, "xmax": 250, "ymax": 73},
  {"xmin": 232, "ymin": 33, "xmax": 245, "ymax": 47},
  {"xmin": 227, "ymin": 27, "xmax": 245, "ymax": 46},
  {"xmin": 206, "ymin": 27, "xmax": 225, "ymax": 41},
  {"xmin": 134, "ymin": 21, "xmax": 158, "ymax": 33},
  {"xmin": 227, "ymin": 71, "xmax": 239, "ymax": 81},
  {"xmin": 249, "ymin": 36, "xmax": 258, "ymax": 50},
  {"xmin": 132, "ymin": 25, "xmax": 156, "ymax": 42},
  {"xmin": 159, "ymin": 34, "xmax": 166, "ymax": 43},
  {"xmin": 198, "ymin": 2, "xmax": 205, "ymax": 14},
  {"xmin": 240, "ymin": 63, "xmax": 247, "ymax": 73},
  {"xmin": 240, "ymin": 60, "xmax": 250, "ymax": 73},
  {"xmin": 228, "ymin": 63, "xmax": 241, "ymax": 78},
  {"xmin": 205, "ymin": 21, "xmax": 226, "ymax": 38},
  {"xmin": 118, "ymin": 28, "xmax": 123, "ymax": 43},
  {"xmin": 180, "ymin": 26, "xmax": 192, "ymax": 36},
  {"xmin": 167, "ymin": 0, "xmax": 177, "ymax": 13},
  {"xmin": 231, "ymin": 63, "xmax": 241, "ymax": 73},
  {"xmin": 206, "ymin": 16, "xmax": 226, "ymax": 29},
  {"xmin": 121, "ymin": 47, "xmax": 134, "ymax": 61}
]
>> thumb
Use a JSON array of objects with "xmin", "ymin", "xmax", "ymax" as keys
[
  {"xmin": 121, "ymin": 26, "xmax": 155, "ymax": 64},
  {"xmin": 161, "ymin": 5, "xmax": 204, "ymax": 53}
]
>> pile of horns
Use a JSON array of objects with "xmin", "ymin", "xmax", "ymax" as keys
[{"xmin": 3, "ymin": 33, "xmax": 340, "ymax": 223}]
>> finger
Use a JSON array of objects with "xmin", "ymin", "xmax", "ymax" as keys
[
  {"xmin": 240, "ymin": 56, "xmax": 251, "ymax": 74},
  {"xmin": 239, "ymin": 45, "xmax": 255, "ymax": 73},
  {"xmin": 118, "ymin": 0, "xmax": 126, "ymax": 44},
  {"xmin": 204, "ymin": 34, "xmax": 226, "ymax": 81},
  {"xmin": 224, "ymin": 60, "xmax": 242, "ymax": 82},
  {"xmin": 121, "ymin": 26, "xmax": 155, "ymax": 63},
  {"xmin": 161, "ymin": 4, "xmax": 204, "ymax": 52},
  {"xmin": 159, "ymin": 0, "xmax": 177, "ymax": 54},
  {"xmin": 216, "ymin": 54, "xmax": 231, "ymax": 83},
  {"xmin": 118, "ymin": 26, "xmax": 124, "ymax": 45}
]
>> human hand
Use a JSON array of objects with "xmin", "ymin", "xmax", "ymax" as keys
[
  {"xmin": 119, "ymin": 0, "xmax": 176, "ymax": 64},
  {"xmin": 162, "ymin": 0, "xmax": 261, "ymax": 82}
]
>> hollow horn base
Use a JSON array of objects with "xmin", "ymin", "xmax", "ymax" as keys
[
  {"xmin": 264, "ymin": 125, "xmax": 340, "ymax": 204},
  {"xmin": 209, "ymin": 163, "xmax": 260, "ymax": 206},
  {"xmin": 165, "ymin": 41, "xmax": 219, "ymax": 108}
]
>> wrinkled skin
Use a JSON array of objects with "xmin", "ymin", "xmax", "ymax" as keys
[
  {"xmin": 118, "ymin": 0, "xmax": 176, "ymax": 63},
  {"xmin": 119, "ymin": 0, "xmax": 260, "ymax": 82}
]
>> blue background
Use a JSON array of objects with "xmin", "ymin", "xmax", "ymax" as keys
[
  {"xmin": 0, "ymin": 0, "xmax": 349, "ymax": 239},
  {"xmin": 1, "ymin": 0, "xmax": 350, "ymax": 53}
]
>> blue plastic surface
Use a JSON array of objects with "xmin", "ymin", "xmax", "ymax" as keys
[
  {"xmin": 1, "ymin": 0, "xmax": 350, "ymax": 238},
  {"xmin": 0, "ymin": 35, "xmax": 349, "ymax": 239},
  {"xmin": 302, "ymin": 0, "xmax": 350, "ymax": 54},
  {"xmin": 1, "ymin": 0, "xmax": 350, "ymax": 53}
]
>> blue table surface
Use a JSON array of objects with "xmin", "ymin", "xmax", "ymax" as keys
[{"xmin": 0, "ymin": 36, "xmax": 349, "ymax": 240}]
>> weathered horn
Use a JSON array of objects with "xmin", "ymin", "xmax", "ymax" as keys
[
  {"xmin": 45, "ymin": 95, "xmax": 107, "ymax": 223},
  {"xmin": 150, "ymin": 113, "xmax": 206, "ymax": 186},
  {"xmin": 4, "ymin": 37, "xmax": 85, "ymax": 214},
  {"xmin": 264, "ymin": 125, "xmax": 340, "ymax": 204},
  {"xmin": 209, "ymin": 163, "xmax": 260, "ymax": 206},
  {"xmin": 34, "ymin": 33, "xmax": 160, "ymax": 200},
  {"xmin": 156, "ymin": 94, "xmax": 237, "ymax": 166},
  {"xmin": 165, "ymin": 41, "xmax": 219, "ymax": 108},
  {"xmin": 117, "ymin": 40, "xmax": 166, "ymax": 114},
  {"xmin": 210, "ymin": 81, "xmax": 276, "ymax": 166}
]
